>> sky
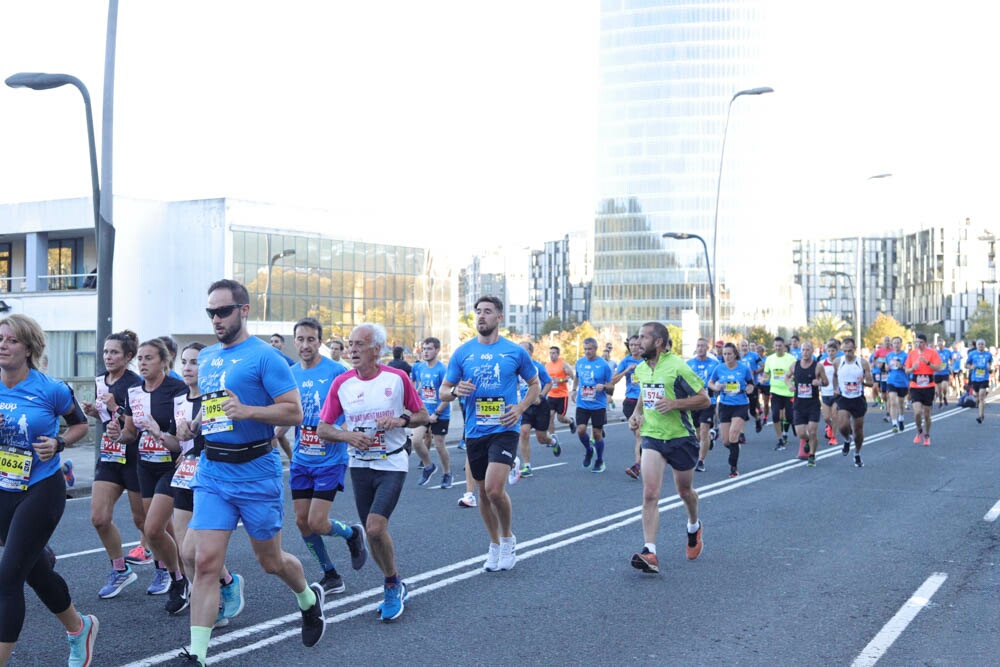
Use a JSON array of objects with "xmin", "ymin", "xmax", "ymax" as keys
[{"xmin": 1, "ymin": 1, "xmax": 998, "ymax": 261}]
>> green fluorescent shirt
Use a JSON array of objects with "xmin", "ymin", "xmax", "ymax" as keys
[
  {"xmin": 634, "ymin": 351, "xmax": 705, "ymax": 441},
  {"xmin": 764, "ymin": 353, "xmax": 796, "ymax": 397}
]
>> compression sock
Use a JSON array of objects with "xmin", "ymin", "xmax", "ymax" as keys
[
  {"xmin": 302, "ymin": 533, "xmax": 335, "ymax": 572},
  {"xmin": 593, "ymin": 438, "xmax": 605, "ymax": 462},
  {"xmin": 326, "ymin": 519, "xmax": 353, "ymax": 540},
  {"xmin": 578, "ymin": 433, "xmax": 591, "ymax": 449}
]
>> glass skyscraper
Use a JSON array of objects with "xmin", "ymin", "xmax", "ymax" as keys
[{"xmin": 592, "ymin": 0, "xmax": 770, "ymax": 336}]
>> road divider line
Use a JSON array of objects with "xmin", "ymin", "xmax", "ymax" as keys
[
  {"xmin": 984, "ymin": 499, "xmax": 1000, "ymax": 522},
  {"xmin": 850, "ymin": 572, "xmax": 947, "ymax": 667}
]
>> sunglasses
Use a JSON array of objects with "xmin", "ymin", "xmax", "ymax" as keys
[{"xmin": 205, "ymin": 304, "xmax": 247, "ymax": 319}]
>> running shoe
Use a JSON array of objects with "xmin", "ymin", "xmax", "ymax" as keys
[
  {"xmin": 807, "ymin": 455, "xmax": 816, "ymax": 467},
  {"xmin": 220, "ymin": 573, "xmax": 245, "ymax": 618},
  {"xmin": 440, "ymin": 472, "xmax": 453, "ymax": 489},
  {"xmin": 300, "ymin": 583, "xmax": 326, "ymax": 647},
  {"xmin": 913, "ymin": 431, "xmax": 923, "ymax": 445},
  {"xmin": 842, "ymin": 440, "xmax": 851, "ymax": 456},
  {"xmin": 755, "ymin": 419, "xmax": 762, "ymax": 433},
  {"xmin": 319, "ymin": 569, "xmax": 345, "ymax": 594},
  {"xmin": 520, "ymin": 464, "xmax": 533, "ymax": 477},
  {"xmin": 98, "ymin": 567, "xmax": 136, "ymax": 599},
  {"xmin": 883, "ymin": 414, "xmax": 891, "ymax": 423},
  {"xmin": 625, "ymin": 463, "xmax": 641, "ymax": 479},
  {"xmin": 729, "ymin": 467, "xmax": 739, "ymax": 478},
  {"xmin": 923, "ymin": 436, "xmax": 931, "ymax": 447},
  {"xmin": 708, "ymin": 427, "xmax": 718, "ymax": 444},
  {"xmin": 591, "ymin": 460, "xmax": 606, "ymax": 473},
  {"xmin": 738, "ymin": 433, "xmax": 746, "ymax": 445},
  {"xmin": 854, "ymin": 455, "xmax": 864, "ymax": 468},
  {"xmin": 417, "ymin": 462, "xmax": 438, "ymax": 486},
  {"xmin": 695, "ymin": 460, "xmax": 706, "ymax": 473},
  {"xmin": 774, "ymin": 440, "xmax": 785, "ymax": 451},
  {"xmin": 977, "ymin": 417, "xmax": 984, "ymax": 424},
  {"xmin": 582, "ymin": 446, "xmax": 594, "ymax": 469},
  {"xmin": 551, "ymin": 433, "xmax": 559, "ymax": 448},
  {"xmin": 213, "ymin": 604, "xmax": 229, "ymax": 628},
  {"xmin": 892, "ymin": 424, "xmax": 899, "ymax": 433},
  {"xmin": 63, "ymin": 459, "xmax": 75, "ymax": 487},
  {"xmin": 457, "ymin": 439, "xmax": 467, "ymax": 450},
  {"xmin": 346, "ymin": 523, "xmax": 368, "ymax": 571},
  {"xmin": 797, "ymin": 439, "xmax": 808, "ymax": 460},
  {"xmin": 630, "ymin": 548, "xmax": 659, "ymax": 574},
  {"xmin": 686, "ymin": 522, "xmax": 703, "ymax": 560},
  {"xmin": 458, "ymin": 492, "xmax": 478, "ymax": 508},
  {"xmin": 483, "ymin": 543, "xmax": 500, "ymax": 572},
  {"xmin": 67, "ymin": 614, "xmax": 99, "ymax": 667},
  {"xmin": 380, "ymin": 581, "xmax": 408, "ymax": 622},
  {"xmin": 568, "ymin": 419, "xmax": 577, "ymax": 432},
  {"xmin": 126, "ymin": 545, "xmax": 153, "ymax": 566},
  {"xmin": 828, "ymin": 437, "xmax": 839, "ymax": 446},
  {"xmin": 165, "ymin": 576, "xmax": 190, "ymax": 615},
  {"xmin": 552, "ymin": 440, "xmax": 561, "ymax": 457},
  {"xmin": 147, "ymin": 568, "xmax": 171, "ymax": 595},
  {"xmin": 498, "ymin": 536, "xmax": 517, "ymax": 570},
  {"xmin": 176, "ymin": 648, "xmax": 205, "ymax": 665},
  {"xmin": 824, "ymin": 424, "xmax": 833, "ymax": 440},
  {"xmin": 508, "ymin": 457, "xmax": 521, "ymax": 485}
]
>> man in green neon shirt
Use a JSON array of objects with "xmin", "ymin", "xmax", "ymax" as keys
[
  {"xmin": 764, "ymin": 337, "xmax": 796, "ymax": 450},
  {"xmin": 627, "ymin": 322, "xmax": 710, "ymax": 574}
]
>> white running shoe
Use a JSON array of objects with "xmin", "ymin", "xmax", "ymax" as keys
[
  {"xmin": 498, "ymin": 536, "xmax": 517, "ymax": 571},
  {"xmin": 483, "ymin": 543, "xmax": 500, "ymax": 572},
  {"xmin": 507, "ymin": 457, "xmax": 521, "ymax": 485},
  {"xmin": 458, "ymin": 492, "xmax": 477, "ymax": 508}
]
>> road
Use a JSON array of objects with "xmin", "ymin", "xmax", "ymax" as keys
[{"xmin": 9, "ymin": 401, "xmax": 1000, "ymax": 666}]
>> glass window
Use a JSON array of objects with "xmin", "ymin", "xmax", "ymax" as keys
[
  {"xmin": 47, "ymin": 238, "xmax": 84, "ymax": 289},
  {"xmin": 0, "ymin": 242, "xmax": 10, "ymax": 293}
]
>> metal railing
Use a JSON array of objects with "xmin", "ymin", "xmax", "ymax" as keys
[{"xmin": 0, "ymin": 273, "xmax": 97, "ymax": 293}]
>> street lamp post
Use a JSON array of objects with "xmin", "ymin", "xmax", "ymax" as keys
[
  {"xmin": 663, "ymin": 232, "xmax": 714, "ymax": 341},
  {"xmin": 710, "ymin": 86, "xmax": 774, "ymax": 343},
  {"xmin": 264, "ymin": 235, "xmax": 296, "ymax": 321},
  {"xmin": 978, "ymin": 231, "xmax": 998, "ymax": 347},
  {"xmin": 5, "ymin": 72, "xmax": 113, "ymax": 366}
]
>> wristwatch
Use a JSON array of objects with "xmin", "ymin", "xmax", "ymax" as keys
[
  {"xmin": 55, "ymin": 435, "xmax": 66, "ymax": 452},
  {"xmin": 450, "ymin": 386, "xmax": 458, "ymax": 398},
  {"xmin": 398, "ymin": 414, "xmax": 411, "ymax": 427}
]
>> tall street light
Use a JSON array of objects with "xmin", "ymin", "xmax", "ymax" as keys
[
  {"xmin": 264, "ymin": 245, "xmax": 296, "ymax": 321},
  {"xmin": 977, "ymin": 230, "xmax": 997, "ymax": 347},
  {"xmin": 711, "ymin": 86, "xmax": 774, "ymax": 343},
  {"xmin": 6, "ymin": 72, "xmax": 114, "ymax": 365},
  {"xmin": 821, "ymin": 270, "xmax": 859, "ymax": 336},
  {"xmin": 663, "ymin": 232, "xmax": 714, "ymax": 341}
]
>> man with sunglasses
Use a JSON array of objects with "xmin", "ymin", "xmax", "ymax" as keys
[{"xmin": 178, "ymin": 280, "xmax": 326, "ymax": 666}]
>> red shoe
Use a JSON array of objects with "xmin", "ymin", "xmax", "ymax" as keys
[
  {"xmin": 913, "ymin": 433, "xmax": 922, "ymax": 444},
  {"xmin": 923, "ymin": 436, "xmax": 931, "ymax": 446},
  {"xmin": 630, "ymin": 549, "xmax": 659, "ymax": 573},
  {"xmin": 824, "ymin": 424, "xmax": 833, "ymax": 440},
  {"xmin": 625, "ymin": 463, "xmax": 641, "ymax": 479},
  {"xmin": 686, "ymin": 523, "xmax": 703, "ymax": 560},
  {"xmin": 828, "ymin": 437, "xmax": 838, "ymax": 446},
  {"xmin": 797, "ymin": 439, "xmax": 809, "ymax": 460}
]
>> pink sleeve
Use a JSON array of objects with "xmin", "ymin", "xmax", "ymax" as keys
[{"xmin": 318, "ymin": 373, "xmax": 349, "ymax": 424}]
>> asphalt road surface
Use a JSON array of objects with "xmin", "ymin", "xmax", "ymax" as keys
[{"xmin": 9, "ymin": 400, "xmax": 1000, "ymax": 666}]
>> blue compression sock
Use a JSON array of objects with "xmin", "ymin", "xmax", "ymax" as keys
[{"xmin": 302, "ymin": 533, "xmax": 335, "ymax": 572}]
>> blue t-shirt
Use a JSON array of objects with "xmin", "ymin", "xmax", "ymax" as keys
[
  {"xmin": 966, "ymin": 350, "xmax": 993, "ymax": 382},
  {"xmin": 616, "ymin": 355, "xmax": 644, "ymax": 400},
  {"xmin": 445, "ymin": 337, "xmax": 537, "ymax": 439},
  {"xmin": 521, "ymin": 360, "xmax": 551, "ymax": 402},
  {"xmin": 708, "ymin": 363, "xmax": 754, "ymax": 406},
  {"xmin": 0, "ymin": 369, "xmax": 74, "ymax": 491},
  {"xmin": 935, "ymin": 348, "xmax": 953, "ymax": 376},
  {"xmin": 740, "ymin": 350, "xmax": 763, "ymax": 379},
  {"xmin": 197, "ymin": 336, "xmax": 298, "ymax": 481},
  {"xmin": 574, "ymin": 357, "xmax": 613, "ymax": 410},
  {"xmin": 291, "ymin": 357, "xmax": 347, "ymax": 468},
  {"xmin": 686, "ymin": 356, "xmax": 720, "ymax": 404},
  {"xmin": 789, "ymin": 347, "xmax": 802, "ymax": 360},
  {"xmin": 952, "ymin": 351, "xmax": 963, "ymax": 373},
  {"xmin": 885, "ymin": 350, "xmax": 910, "ymax": 387},
  {"xmin": 411, "ymin": 360, "xmax": 450, "ymax": 420}
]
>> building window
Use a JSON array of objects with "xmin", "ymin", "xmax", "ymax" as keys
[
  {"xmin": 45, "ymin": 331, "xmax": 96, "ymax": 378},
  {"xmin": 0, "ymin": 243, "xmax": 10, "ymax": 293},
  {"xmin": 47, "ymin": 238, "xmax": 84, "ymax": 290}
]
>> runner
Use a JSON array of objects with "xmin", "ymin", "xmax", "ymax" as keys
[
  {"xmin": 278, "ymin": 318, "xmax": 366, "ymax": 595},
  {"xmin": 440, "ymin": 296, "xmax": 539, "ymax": 573},
  {"xmin": 706, "ymin": 343, "xmax": 753, "ymax": 478},
  {"xmin": 785, "ymin": 340, "xmax": 827, "ymax": 466},
  {"xmin": 0, "ymin": 314, "xmax": 98, "ymax": 667},
  {"xmin": 755, "ymin": 343, "xmax": 771, "ymax": 429},
  {"xmin": 515, "ymin": 341, "xmax": 554, "ymax": 479},
  {"xmin": 686, "ymin": 337, "xmax": 719, "ymax": 474},
  {"xmin": 950, "ymin": 342, "xmax": 965, "ymax": 398},
  {"xmin": 180, "ymin": 279, "xmax": 325, "ymax": 666},
  {"xmin": 326, "ymin": 337, "xmax": 350, "ymax": 371},
  {"xmin": 159, "ymin": 335, "xmax": 183, "ymax": 381},
  {"xmin": 317, "ymin": 322, "xmax": 427, "ymax": 621},
  {"xmin": 545, "ymin": 346, "xmax": 575, "ymax": 442},
  {"xmin": 172, "ymin": 343, "xmax": 245, "ymax": 628},
  {"xmin": 832, "ymin": 337, "xmax": 875, "ymax": 467},
  {"xmin": 788, "ymin": 335, "xmax": 803, "ymax": 360},
  {"xmin": 602, "ymin": 343, "xmax": 617, "ymax": 409},
  {"xmin": 411, "ymin": 337, "xmax": 453, "ymax": 488},
  {"xmin": 739, "ymin": 340, "xmax": 764, "ymax": 433},
  {"xmin": 873, "ymin": 336, "xmax": 892, "ymax": 420},
  {"xmin": 107, "ymin": 338, "xmax": 190, "ymax": 612},
  {"xmin": 905, "ymin": 333, "xmax": 943, "ymax": 446},
  {"xmin": 572, "ymin": 337, "xmax": 614, "ymax": 473},
  {"xmin": 868, "ymin": 342, "xmax": 885, "ymax": 409},
  {"xmin": 628, "ymin": 321, "xmax": 708, "ymax": 573},
  {"xmin": 763, "ymin": 337, "xmax": 796, "ymax": 450},
  {"xmin": 81, "ymin": 330, "xmax": 152, "ymax": 599},
  {"xmin": 934, "ymin": 340, "xmax": 953, "ymax": 408},
  {"xmin": 884, "ymin": 336, "xmax": 910, "ymax": 433},
  {"xmin": 966, "ymin": 339, "xmax": 992, "ymax": 424},
  {"xmin": 617, "ymin": 335, "xmax": 645, "ymax": 478},
  {"xmin": 820, "ymin": 341, "xmax": 840, "ymax": 446}
]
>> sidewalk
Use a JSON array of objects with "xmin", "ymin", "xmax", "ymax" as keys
[{"xmin": 62, "ymin": 403, "xmax": 629, "ymax": 498}]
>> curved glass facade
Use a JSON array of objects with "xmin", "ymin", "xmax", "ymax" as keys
[{"xmin": 592, "ymin": 0, "xmax": 768, "ymax": 335}]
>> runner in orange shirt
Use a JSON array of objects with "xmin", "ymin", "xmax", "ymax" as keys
[
  {"xmin": 545, "ymin": 346, "xmax": 576, "ymax": 453},
  {"xmin": 905, "ymin": 333, "xmax": 944, "ymax": 446}
]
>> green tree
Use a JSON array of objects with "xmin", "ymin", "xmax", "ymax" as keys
[
  {"xmin": 540, "ymin": 316, "xmax": 564, "ymax": 335},
  {"xmin": 747, "ymin": 325, "xmax": 773, "ymax": 348},
  {"xmin": 802, "ymin": 314, "xmax": 852, "ymax": 345},
  {"xmin": 667, "ymin": 324, "xmax": 682, "ymax": 355},
  {"xmin": 964, "ymin": 300, "xmax": 995, "ymax": 345},
  {"xmin": 863, "ymin": 313, "xmax": 913, "ymax": 349}
]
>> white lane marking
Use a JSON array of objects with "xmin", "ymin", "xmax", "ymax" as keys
[
  {"xmin": 984, "ymin": 499, "xmax": 1000, "ymax": 522},
  {"xmin": 426, "ymin": 462, "xmax": 568, "ymax": 489},
  {"xmin": 851, "ymin": 572, "xmax": 948, "ymax": 667},
  {"xmin": 59, "ymin": 541, "xmax": 140, "ymax": 560}
]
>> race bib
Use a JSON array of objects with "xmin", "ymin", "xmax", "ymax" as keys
[
  {"xmin": 889, "ymin": 359, "xmax": 900, "ymax": 370},
  {"xmin": 351, "ymin": 427, "xmax": 387, "ymax": 459},
  {"xmin": 642, "ymin": 384, "xmax": 665, "ymax": 409},
  {"xmin": 99, "ymin": 433, "xmax": 127, "ymax": 464},
  {"xmin": 915, "ymin": 374, "xmax": 931, "ymax": 387},
  {"xmin": 174, "ymin": 395, "xmax": 195, "ymax": 456},
  {"xmin": 581, "ymin": 386, "xmax": 596, "ymax": 400},
  {"xmin": 724, "ymin": 382, "xmax": 740, "ymax": 396},
  {"xmin": 421, "ymin": 386, "xmax": 437, "ymax": 401},
  {"xmin": 845, "ymin": 382, "xmax": 860, "ymax": 395},
  {"xmin": 0, "ymin": 446, "xmax": 32, "ymax": 491},
  {"xmin": 973, "ymin": 368, "xmax": 986, "ymax": 380},
  {"xmin": 475, "ymin": 397, "xmax": 505, "ymax": 426},
  {"xmin": 139, "ymin": 432, "xmax": 173, "ymax": 464},
  {"xmin": 299, "ymin": 426, "xmax": 326, "ymax": 457},
  {"xmin": 797, "ymin": 383, "xmax": 813, "ymax": 398},
  {"xmin": 201, "ymin": 391, "xmax": 233, "ymax": 435},
  {"xmin": 170, "ymin": 455, "xmax": 199, "ymax": 490}
]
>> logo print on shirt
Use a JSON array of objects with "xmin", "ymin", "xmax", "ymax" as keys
[
  {"xmin": 230, "ymin": 359, "xmax": 242, "ymax": 364},
  {"xmin": 24, "ymin": 396, "xmax": 38, "ymax": 401},
  {"xmin": 384, "ymin": 387, "xmax": 392, "ymax": 398},
  {"xmin": 211, "ymin": 358, "xmax": 224, "ymax": 368}
]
